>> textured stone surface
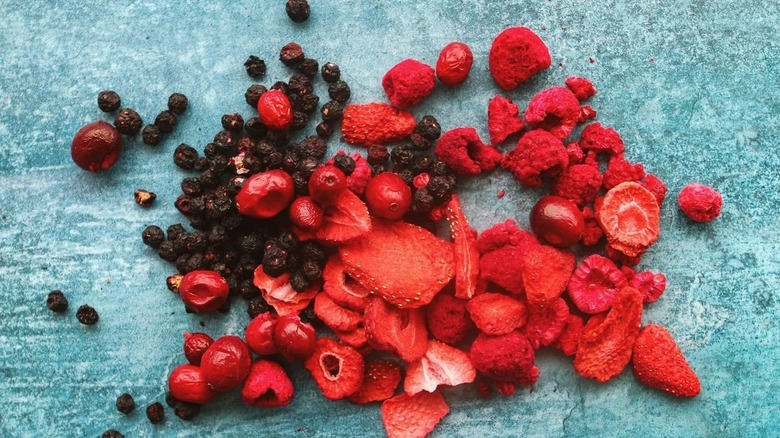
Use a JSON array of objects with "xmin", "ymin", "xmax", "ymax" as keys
[{"xmin": 0, "ymin": 0, "xmax": 778, "ymax": 437}]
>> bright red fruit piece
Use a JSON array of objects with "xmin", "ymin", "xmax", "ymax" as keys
[
  {"xmin": 309, "ymin": 165, "xmax": 348, "ymax": 204},
  {"xmin": 200, "ymin": 335, "xmax": 253, "ymax": 392},
  {"xmin": 565, "ymin": 76, "xmax": 597, "ymax": 101},
  {"xmin": 333, "ymin": 327, "xmax": 370, "ymax": 352},
  {"xmin": 322, "ymin": 255, "xmax": 371, "ymax": 312},
  {"xmin": 476, "ymin": 220, "xmax": 538, "ymax": 295},
  {"xmin": 434, "ymin": 127, "xmax": 503, "ymax": 177},
  {"xmin": 469, "ymin": 330, "xmax": 539, "ymax": 386},
  {"xmin": 404, "ymin": 340, "xmax": 476, "ymax": 394},
  {"xmin": 603, "ymin": 154, "xmax": 645, "ymax": 190},
  {"xmin": 381, "ymin": 391, "xmax": 450, "ymax": 438},
  {"xmin": 241, "ymin": 360, "xmax": 295, "ymax": 408},
  {"xmin": 489, "ymin": 27, "xmax": 551, "ymax": 91},
  {"xmin": 555, "ymin": 314, "xmax": 585, "ymax": 357},
  {"xmin": 579, "ymin": 122, "xmax": 625, "ymax": 156},
  {"xmin": 501, "ymin": 129, "xmax": 569, "ymax": 188},
  {"xmin": 629, "ymin": 271, "xmax": 667, "ymax": 304},
  {"xmin": 551, "ymin": 163, "xmax": 603, "ymax": 207},
  {"xmin": 71, "ymin": 120, "xmax": 124, "ymax": 172},
  {"xmin": 348, "ymin": 359, "xmax": 402, "ymax": 404},
  {"xmin": 253, "ymin": 266, "xmax": 320, "ymax": 316},
  {"xmin": 244, "ymin": 312, "xmax": 279, "ymax": 356},
  {"xmin": 365, "ymin": 172, "xmax": 412, "ymax": 220},
  {"xmin": 314, "ymin": 292, "xmax": 363, "ymax": 333},
  {"xmin": 382, "ymin": 59, "xmax": 436, "ymax": 109},
  {"xmin": 273, "ymin": 314, "xmax": 316, "ymax": 362},
  {"xmin": 524, "ymin": 86, "xmax": 581, "ymax": 140},
  {"xmin": 488, "ymin": 95, "xmax": 524, "ymax": 145},
  {"xmin": 632, "ymin": 324, "xmax": 700, "ymax": 397},
  {"xmin": 236, "ymin": 169, "xmax": 295, "ymax": 219},
  {"xmin": 522, "ymin": 244, "xmax": 576, "ymax": 305},
  {"xmin": 289, "ymin": 196, "xmax": 325, "ymax": 231},
  {"xmin": 341, "ymin": 103, "xmax": 417, "ymax": 146},
  {"xmin": 305, "ymin": 337, "xmax": 365, "ymax": 400},
  {"xmin": 179, "ymin": 270, "xmax": 229, "ymax": 313},
  {"xmin": 445, "ymin": 194, "xmax": 479, "ymax": 299},
  {"xmin": 529, "ymin": 195, "xmax": 585, "ymax": 248},
  {"xmin": 257, "ymin": 89, "xmax": 293, "ymax": 131},
  {"xmin": 425, "ymin": 293, "xmax": 472, "ymax": 345},
  {"xmin": 639, "ymin": 173, "xmax": 668, "ymax": 205},
  {"xmin": 523, "ymin": 298, "xmax": 570, "ymax": 349},
  {"xmin": 183, "ymin": 332, "xmax": 214, "ymax": 365},
  {"xmin": 677, "ymin": 183, "xmax": 722, "ymax": 222},
  {"xmin": 168, "ymin": 364, "xmax": 217, "ymax": 404},
  {"xmin": 466, "ymin": 293, "xmax": 527, "ymax": 335},
  {"xmin": 364, "ymin": 296, "xmax": 428, "ymax": 362},
  {"xmin": 315, "ymin": 189, "xmax": 372, "ymax": 244},
  {"xmin": 567, "ymin": 255, "xmax": 628, "ymax": 314},
  {"xmin": 436, "ymin": 42, "xmax": 474, "ymax": 87},
  {"xmin": 597, "ymin": 182, "xmax": 660, "ymax": 257}
]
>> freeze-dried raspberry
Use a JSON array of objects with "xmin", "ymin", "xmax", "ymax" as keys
[
  {"xmin": 567, "ymin": 255, "xmax": 627, "ymax": 314},
  {"xmin": 342, "ymin": 103, "xmax": 417, "ymax": 146},
  {"xmin": 524, "ymin": 86, "xmax": 580, "ymax": 140},
  {"xmin": 382, "ymin": 59, "xmax": 436, "ymax": 109},
  {"xmin": 565, "ymin": 76, "xmax": 597, "ymax": 100},
  {"xmin": 476, "ymin": 220, "xmax": 539, "ymax": 295},
  {"xmin": 501, "ymin": 129, "xmax": 569, "ymax": 188},
  {"xmin": 640, "ymin": 174, "xmax": 668, "ymax": 205},
  {"xmin": 566, "ymin": 142, "xmax": 584, "ymax": 164},
  {"xmin": 580, "ymin": 206, "xmax": 604, "ymax": 247},
  {"xmin": 488, "ymin": 96, "xmax": 524, "ymax": 144},
  {"xmin": 522, "ymin": 298, "xmax": 570, "ymax": 349},
  {"xmin": 579, "ymin": 122, "xmax": 625, "ymax": 155},
  {"xmin": 555, "ymin": 314, "xmax": 584, "ymax": 357},
  {"xmin": 434, "ymin": 127, "xmax": 502, "ymax": 177},
  {"xmin": 578, "ymin": 105, "xmax": 598, "ymax": 123},
  {"xmin": 489, "ymin": 27, "xmax": 551, "ymax": 91},
  {"xmin": 552, "ymin": 164, "xmax": 603, "ymax": 207},
  {"xmin": 469, "ymin": 330, "xmax": 539, "ymax": 385},
  {"xmin": 629, "ymin": 271, "xmax": 667, "ymax": 304},
  {"xmin": 678, "ymin": 183, "xmax": 723, "ymax": 222},
  {"xmin": 603, "ymin": 154, "xmax": 645, "ymax": 190},
  {"xmin": 425, "ymin": 294, "xmax": 473, "ymax": 345},
  {"xmin": 466, "ymin": 293, "xmax": 528, "ymax": 336},
  {"xmin": 605, "ymin": 243, "xmax": 642, "ymax": 267}
]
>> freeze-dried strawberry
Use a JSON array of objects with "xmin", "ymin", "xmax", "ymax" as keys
[
  {"xmin": 469, "ymin": 330, "xmax": 539, "ymax": 385},
  {"xmin": 333, "ymin": 327, "xmax": 370, "ymax": 352},
  {"xmin": 488, "ymin": 27, "xmax": 551, "ymax": 91},
  {"xmin": 381, "ymin": 391, "xmax": 450, "ymax": 438},
  {"xmin": 603, "ymin": 154, "xmax": 645, "ymax": 190},
  {"xmin": 342, "ymin": 103, "xmax": 417, "ymax": 146},
  {"xmin": 314, "ymin": 292, "xmax": 363, "ymax": 332},
  {"xmin": 466, "ymin": 292, "xmax": 527, "ymax": 335},
  {"xmin": 565, "ymin": 142, "xmax": 584, "ymax": 164},
  {"xmin": 339, "ymin": 219, "xmax": 454, "ymax": 308},
  {"xmin": 524, "ymin": 86, "xmax": 581, "ymax": 140},
  {"xmin": 315, "ymin": 189, "xmax": 371, "ymax": 244},
  {"xmin": 305, "ymin": 337, "xmax": 365, "ymax": 400},
  {"xmin": 629, "ymin": 271, "xmax": 667, "ymax": 304},
  {"xmin": 253, "ymin": 266, "xmax": 320, "ymax": 316},
  {"xmin": 581, "ymin": 206, "xmax": 604, "ymax": 246},
  {"xmin": 501, "ymin": 129, "xmax": 569, "ymax": 188},
  {"xmin": 241, "ymin": 360, "xmax": 294, "ymax": 408},
  {"xmin": 445, "ymin": 194, "xmax": 479, "ymax": 299},
  {"xmin": 348, "ymin": 359, "xmax": 402, "ymax": 404},
  {"xmin": 522, "ymin": 244, "xmax": 576, "ymax": 305},
  {"xmin": 678, "ymin": 183, "xmax": 723, "ymax": 222},
  {"xmin": 555, "ymin": 314, "xmax": 585, "ymax": 357},
  {"xmin": 488, "ymin": 96, "xmax": 524, "ymax": 144},
  {"xmin": 565, "ymin": 76, "xmax": 597, "ymax": 101},
  {"xmin": 578, "ymin": 105, "xmax": 597, "ymax": 123},
  {"xmin": 326, "ymin": 151, "xmax": 372, "ymax": 196},
  {"xmin": 405, "ymin": 340, "xmax": 477, "ymax": 394},
  {"xmin": 477, "ymin": 220, "xmax": 539, "ymax": 295},
  {"xmin": 579, "ymin": 122, "xmax": 625, "ymax": 156},
  {"xmin": 382, "ymin": 59, "xmax": 436, "ymax": 109},
  {"xmin": 632, "ymin": 324, "xmax": 700, "ymax": 397},
  {"xmin": 364, "ymin": 296, "xmax": 428, "ymax": 362},
  {"xmin": 323, "ymin": 255, "xmax": 370, "ymax": 312},
  {"xmin": 597, "ymin": 182, "xmax": 660, "ymax": 257},
  {"xmin": 639, "ymin": 173, "xmax": 668, "ymax": 205},
  {"xmin": 573, "ymin": 286, "xmax": 643, "ymax": 382},
  {"xmin": 567, "ymin": 255, "xmax": 628, "ymax": 314},
  {"xmin": 425, "ymin": 293, "xmax": 472, "ymax": 345},
  {"xmin": 605, "ymin": 243, "xmax": 642, "ymax": 267},
  {"xmin": 552, "ymin": 163, "xmax": 603, "ymax": 207},
  {"xmin": 523, "ymin": 298, "xmax": 570, "ymax": 349},
  {"xmin": 434, "ymin": 127, "xmax": 502, "ymax": 177}
]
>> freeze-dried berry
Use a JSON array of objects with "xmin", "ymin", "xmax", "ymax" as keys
[
  {"xmin": 296, "ymin": 58, "xmax": 319, "ymax": 78},
  {"xmin": 290, "ymin": 111, "xmax": 308, "ymax": 130},
  {"xmin": 173, "ymin": 143, "xmax": 198, "ymax": 170},
  {"xmin": 436, "ymin": 41, "xmax": 474, "ymax": 87},
  {"xmin": 567, "ymin": 255, "xmax": 627, "ymax": 314},
  {"xmin": 501, "ymin": 129, "xmax": 569, "ymax": 188},
  {"xmin": 412, "ymin": 188, "xmax": 435, "ymax": 213},
  {"xmin": 410, "ymin": 133, "xmax": 432, "ymax": 151},
  {"xmin": 551, "ymin": 163, "xmax": 603, "ymax": 206},
  {"xmin": 244, "ymin": 117, "xmax": 267, "ymax": 139},
  {"xmin": 134, "ymin": 189, "xmax": 156, "ymax": 207},
  {"xmin": 333, "ymin": 154, "xmax": 356, "ymax": 176},
  {"xmin": 640, "ymin": 174, "xmax": 668, "ymax": 205},
  {"xmin": 247, "ymin": 296, "xmax": 270, "ymax": 319},
  {"xmin": 315, "ymin": 121, "xmax": 333, "ymax": 138},
  {"xmin": 678, "ymin": 183, "xmax": 722, "ymax": 222},
  {"xmin": 168, "ymin": 93, "xmax": 188, "ymax": 115},
  {"xmin": 242, "ymin": 360, "xmax": 295, "ymax": 407},
  {"xmin": 381, "ymin": 391, "xmax": 450, "ymax": 438},
  {"xmin": 342, "ymin": 103, "xmax": 416, "ymax": 146},
  {"xmin": 565, "ymin": 76, "xmax": 597, "ymax": 100},
  {"xmin": 146, "ymin": 402, "xmax": 164, "ymax": 424},
  {"xmin": 262, "ymin": 246, "xmax": 289, "ymax": 277},
  {"xmin": 367, "ymin": 145, "xmax": 390, "ymax": 165},
  {"xmin": 245, "ymin": 84, "xmax": 267, "ymax": 107},
  {"xmin": 467, "ymin": 293, "xmax": 527, "ymax": 336},
  {"xmin": 555, "ymin": 314, "xmax": 585, "ymax": 357},
  {"xmin": 598, "ymin": 182, "xmax": 660, "ymax": 257},
  {"xmin": 522, "ymin": 298, "xmax": 570, "ymax": 349},
  {"xmin": 114, "ymin": 108, "xmax": 143, "ymax": 135},
  {"xmin": 244, "ymin": 55, "xmax": 266, "ymax": 78},
  {"xmin": 221, "ymin": 113, "xmax": 244, "ymax": 132},
  {"xmin": 70, "ymin": 121, "xmax": 123, "ymax": 171},
  {"xmin": 288, "ymin": 73, "xmax": 314, "ymax": 96},
  {"xmin": 142, "ymin": 124, "xmax": 162, "ymax": 146},
  {"xmin": 97, "ymin": 90, "xmax": 121, "ymax": 113},
  {"xmin": 305, "ymin": 337, "xmax": 364, "ymax": 400},
  {"xmin": 633, "ymin": 324, "xmax": 700, "ymax": 397},
  {"xmin": 524, "ymin": 86, "xmax": 580, "ymax": 140},
  {"xmin": 579, "ymin": 105, "xmax": 598, "ymax": 123},
  {"xmin": 76, "ymin": 304, "xmax": 99, "ymax": 325},
  {"xmin": 425, "ymin": 294, "xmax": 472, "ymax": 344},
  {"xmin": 404, "ymin": 340, "xmax": 476, "ymax": 395},
  {"xmin": 321, "ymin": 62, "xmax": 340, "ymax": 82},
  {"xmin": 434, "ymin": 127, "xmax": 502, "ymax": 177},
  {"xmin": 469, "ymin": 330, "xmax": 539, "ymax": 385},
  {"xmin": 416, "ymin": 115, "xmax": 441, "ymax": 141},
  {"xmin": 603, "ymin": 154, "xmax": 645, "ymax": 190},
  {"xmin": 154, "ymin": 110, "xmax": 177, "ymax": 134},
  {"xmin": 580, "ymin": 206, "xmax": 603, "ymax": 246},
  {"xmin": 427, "ymin": 175, "xmax": 455, "ymax": 202},
  {"xmin": 296, "ymin": 135, "xmax": 328, "ymax": 160},
  {"xmin": 46, "ymin": 290, "xmax": 68, "ymax": 313},
  {"xmin": 116, "ymin": 393, "xmax": 135, "ymax": 415},
  {"xmin": 488, "ymin": 95, "xmax": 523, "ymax": 144},
  {"xmin": 286, "ymin": 0, "xmax": 310, "ymax": 22},
  {"xmin": 382, "ymin": 59, "xmax": 436, "ymax": 109},
  {"xmin": 629, "ymin": 270, "xmax": 667, "ymax": 304},
  {"xmin": 328, "ymin": 80, "xmax": 351, "ymax": 103},
  {"xmin": 390, "ymin": 144, "xmax": 415, "ymax": 169},
  {"xmin": 489, "ymin": 27, "xmax": 551, "ymax": 91},
  {"xmin": 321, "ymin": 100, "xmax": 343, "ymax": 121},
  {"xmin": 579, "ymin": 122, "xmax": 625, "ymax": 155},
  {"xmin": 257, "ymin": 90, "xmax": 294, "ymax": 131},
  {"xmin": 280, "ymin": 42, "xmax": 305, "ymax": 66}
]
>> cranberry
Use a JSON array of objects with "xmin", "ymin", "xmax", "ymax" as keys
[
  {"xmin": 245, "ymin": 312, "xmax": 279, "ymax": 356},
  {"xmin": 71, "ymin": 120, "xmax": 124, "ymax": 172},
  {"xmin": 365, "ymin": 172, "xmax": 412, "ymax": 220},
  {"xmin": 179, "ymin": 270, "xmax": 229, "ymax": 313},
  {"xmin": 168, "ymin": 364, "xmax": 217, "ymax": 404},
  {"xmin": 236, "ymin": 170, "xmax": 295, "ymax": 219},
  {"xmin": 289, "ymin": 196, "xmax": 324, "ymax": 231},
  {"xmin": 257, "ymin": 89, "xmax": 293, "ymax": 131},
  {"xmin": 308, "ymin": 165, "xmax": 347, "ymax": 204},
  {"xmin": 272, "ymin": 314, "xmax": 316, "ymax": 362},
  {"xmin": 200, "ymin": 336, "xmax": 253, "ymax": 392},
  {"xmin": 183, "ymin": 332, "xmax": 214, "ymax": 365},
  {"xmin": 530, "ymin": 195, "xmax": 585, "ymax": 247},
  {"xmin": 436, "ymin": 42, "xmax": 474, "ymax": 87}
]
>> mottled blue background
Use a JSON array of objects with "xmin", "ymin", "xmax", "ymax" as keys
[{"xmin": 0, "ymin": 1, "xmax": 778, "ymax": 437}]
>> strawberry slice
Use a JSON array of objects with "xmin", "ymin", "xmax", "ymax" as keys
[
  {"xmin": 364, "ymin": 296, "xmax": 428, "ymax": 362},
  {"xmin": 315, "ymin": 189, "xmax": 371, "ymax": 244},
  {"xmin": 381, "ymin": 391, "xmax": 450, "ymax": 438},
  {"xmin": 404, "ymin": 340, "xmax": 476, "ymax": 395},
  {"xmin": 253, "ymin": 266, "xmax": 320, "ymax": 316},
  {"xmin": 597, "ymin": 182, "xmax": 660, "ymax": 257},
  {"xmin": 476, "ymin": 220, "xmax": 539, "ymax": 295},
  {"xmin": 445, "ymin": 194, "xmax": 479, "ymax": 300},
  {"xmin": 323, "ymin": 254, "xmax": 371, "ymax": 312},
  {"xmin": 348, "ymin": 359, "xmax": 402, "ymax": 404},
  {"xmin": 304, "ymin": 337, "xmax": 365, "ymax": 400},
  {"xmin": 632, "ymin": 324, "xmax": 700, "ymax": 397},
  {"xmin": 339, "ymin": 219, "xmax": 454, "ymax": 308},
  {"xmin": 314, "ymin": 292, "xmax": 363, "ymax": 333},
  {"xmin": 555, "ymin": 314, "xmax": 585, "ymax": 357},
  {"xmin": 332, "ymin": 327, "xmax": 370, "ymax": 352},
  {"xmin": 523, "ymin": 298, "xmax": 570, "ymax": 349},
  {"xmin": 466, "ymin": 292, "xmax": 527, "ymax": 335},
  {"xmin": 521, "ymin": 243, "xmax": 576, "ymax": 305}
]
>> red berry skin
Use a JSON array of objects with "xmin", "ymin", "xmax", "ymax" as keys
[
  {"xmin": 236, "ymin": 170, "xmax": 295, "ymax": 219},
  {"xmin": 530, "ymin": 195, "xmax": 585, "ymax": 247},
  {"xmin": 183, "ymin": 332, "xmax": 215, "ymax": 365},
  {"xmin": 71, "ymin": 120, "xmax": 124, "ymax": 172},
  {"xmin": 179, "ymin": 270, "xmax": 229, "ymax": 313},
  {"xmin": 168, "ymin": 364, "xmax": 217, "ymax": 404},
  {"xmin": 272, "ymin": 315, "xmax": 316, "ymax": 362},
  {"xmin": 257, "ymin": 90, "xmax": 293, "ymax": 131},
  {"xmin": 289, "ymin": 196, "xmax": 325, "ymax": 231},
  {"xmin": 308, "ymin": 165, "xmax": 347, "ymax": 204},
  {"xmin": 200, "ymin": 336, "xmax": 253, "ymax": 392},
  {"xmin": 436, "ymin": 42, "xmax": 474, "ymax": 87},
  {"xmin": 365, "ymin": 172, "xmax": 412, "ymax": 220},
  {"xmin": 678, "ymin": 183, "xmax": 722, "ymax": 222},
  {"xmin": 245, "ymin": 312, "xmax": 279, "ymax": 356}
]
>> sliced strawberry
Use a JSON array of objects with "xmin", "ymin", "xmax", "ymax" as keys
[
  {"xmin": 322, "ymin": 254, "xmax": 371, "ymax": 312},
  {"xmin": 315, "ymin": 189, "xmax": 371, "ymax": 244},
  {"xmin": 425, "ymin": 293, "xmax": 473, "ymax": 345},
  {"xmin": 597, "ymin": 182, "xmax": 660, "ymax": 257},
  {"xmin": 523, "ymin": 298, "xmax": 570, "ymax": 349},
  {"xmin": 253, "ymin": 266, "xmax": 320, "ymax": 316},
  {"xmin": 364, "ymin": 296, "xmax": 428, "ymax": 362},
  {"xmin": 404, "ymin": 340, "xmax": 476, "ymax": 395},
  {"xmin": 466, "ymin": 292, "xmax": 527, "ymax": 335},
  {"xmin": 339, "ymin": 219, "xmax": 454, "ymax": 309},
  {"xmin": 314, "ymin": 292, "xmax": 363, "ymax": 333},
  {"xmin": 445, "ymin": 194, "xmax": 480, "ymax": 300},
  {"xmin": 521, "ymin": 243, "xmax": 576, "ymax": 305},
  {"xmin": 304, "ymin": 337, "xmax": 365, "ymax": 400},
  {"xmin": 555, "ymin": 314, "xmax": 585, "ymax": 357},
  {"xmin": 381, "ymin": 391, "xmax": 450, "ymax": 438},
  {"xmin": 333, "ymin": 327, "xmax": 370, "ymax": 352},
  {"xmin": 348, "ymin": 359, "xmax": 402, "ymax": 404},
  {"xmin": 633, "ymin": 324, "xmax": 700, "ymax": 397}
]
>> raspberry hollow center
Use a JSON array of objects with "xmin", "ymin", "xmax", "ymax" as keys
[{"xmin": 321, "ymin": 354, "xmax": 342, "ymax": 380}]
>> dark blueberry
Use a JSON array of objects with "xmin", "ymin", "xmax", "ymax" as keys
[
  {"xmin": 134, "ymin": 189, "xmax": 156, "ymax": 207},
  {"xmin": 320, "ymin": 62, "xmax": 340, "ymax": 83},
  {"xmin": 76, "ymin": 304, "xmax": 99, "ymax": 325},
  {"xmin": 157, "ymin": 240, "xmax": 179, "ymax": 262},
  {"xmin": 168, "ymin": 93, "xmax": 189, "ymax": 115},
  {"xmin": 262, "ymin": 246, "xmax": 289, "ymax": 277},
  {"xmin": 391, "ymin": 144, "xmax": 415, "ymax": 168},
  {"xmin": 239, "ymin": 233, "xmax": 264, "ymax": 255},
  {"xmin": 412, "ymin": 188, "xmax": 435, "ymax": 213},
  {"xmin": 227, "ymin": 176, "xmax": 246, "ymax": 196},
  {"xmin": 296, "ymin": 58, "xmax": 319, "ymax": 78},
  {"xmin": 221, "ymin": 113, "xmax": 244, "ymax": 132},
  {"xmin": 298, "ymin": 93, "xmax": 319, "ymax": 114},
  {"xmin": 295, "ymin": 136, "xmax": 327, "ymax": 160},
  {"xmin": 142, "ymin": 225, "xmax": 165, "ymax": 248},
  {"xmin": 290, "ymin": 111, "xmax": 308, "ymax": 131},
  {"xmin": 244, "ymin": 117, "xmax": 267, "ymax": 138},
  {"xmin": 333, "ymin": 154, "xmax": 355, "ymax": 176},
  {"xmin": 167, "ymin": 224, "xmax": 187, "ymax": 241},
  {"xmin": 288, "ymin": 73, "xmax": 314, "ymax": 96},
  {"xmin": 199, "ymin": 169, "xmax": 219, "ymax": 189},
  {"xmin": 285, "ymin": 0, "xmax": 310, "ymax": 23},
  {"xmin": 280, "ymin": 42, "xmax": 305, "ymax": 66},
  {"xmin": 101, "ymin": 430, "xmax": 124, "ymax": 438},
  {"xmin": 116, "ymin": 393, "xmax": 135, "ymax": 415},
  {"xmin": 315, "ymin": 121, "xmax": 333, "ymax": 138},
  {"xmin": 154, "ymin": 111, "xmax": 177, "ymax": 133},
  {"xmin": 238, "ymin": 280, "xmax": 260, "ymax": 300},
  {"xmin": 186, "ymin": 231, "xmax": 208, "ymax": 252},
  {"xmin": 428, "ymin": 175, "xmax": 456, "ymax": 202},
  {"xmin": 244, "ymin": 55, "xmax": 266, "ymax": 78},
  {"xmin": 181, "ymin": 177, "xmax": 203, "ymax": 197},
  {"xmin": 430, "ymin": 160, "xmax": 452, "ymax": 177},
  {"xmin": 278, "ymin": 231, "xmax": 300, "ymax": 252},
  {"xmin": 266, "ymin": 130, "xmax": 289, "ymax": 148},
  {"xmin": 410, "ymin": 132, "xmax": 431, "ymax": 151},
  {"xmin": 173, "ymin": 401, "xmax": 201, "ymax": 421},
  {"xmin": 173, "ymin": 143, "xmax": 199, "ymax": 170},
  {"xmin": 416, "ymin": 115, "xmax": 441, "ymax": 140},
  {"xmin": 411, "ymin": 154, "xmax": 434, "ymax": 174},
  {"xmin": 142, "ymin": 124, "xmax": 163, "ymax": 146},
  {"xmin": 270, "ymin": 81, "xmax": 290, "ymax": 95},
  {"xmin": 291, "ymin": 171, "xmax": 309, "ymax": 195},
  {"xmin": 320, "ymin": 100, "xmax": 343, "ymax": 122},
  {"xmin": 203, "ymin": 142, "xmax": 218, "ymax": 160},
  {"xmin": 290, "ymin": 270, "xmax": 311, "ymax": 291},
  {"xmin": 397, "ymin": 168, "xmax": 415, "ymax": 186},
  {"xmin": 97, "ymin": 90, "xmax": 121, "ymax": 113},
  {"xmin": 114, "ymin": 108, "xmax": 143, "ymax": 136},
  {"xmin": 299, "ymin": 302, "xmax": 320, "ymax": 326},
  {"xmin": 301, "ymin": 242, "xmax": 326, "ymax": 266},
  {"xmin": 328, "ymin": 81, "xmax": 351, "ymax": 103},
  {"xmin": 370, "ymin": 164, "xmax": 386, "ymax": 176},
  {"xmin": 213, "ymin": 130, "xmax": 236, "ymax": 154},
  {"xmin": 302, "ymin": 260, "xmax": 322, "ymax": 282},
  {"xmin": 287, "ymin": 252, "xmax": 302, "ymax": 271},
  {"xmin": 264, "ymin": 151, "xmax": 285, "ymax": 169},
  {"xmin": 367, "ymin": 144, "xmax": 390, "ymax": 165},
  {"xmin": 46, "ymin": 290, "xmax": 68, "ymax": 313},
  {"xmin": 245, "ymin": 84, "xmax": 267, "ymax": 107},
  {"xmin": 193, "ymin": 157, "xmax": 210, "ymax": 171},
  {"xmin": 208, "ymin": 225, "xmax": 227, "ymax": 245},
  {"xmin": 247, "ymin": 296, "xmax": 270, "ymax": 319},
  {"xmin": 146, "ymin": 402, "xmax": 164, "ymax": 424},
  {"xmin": 282, "ymin": 150, "xmax": 302, "ymax": 173}
]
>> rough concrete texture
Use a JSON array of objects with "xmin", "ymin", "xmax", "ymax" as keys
[{"xmin": 0, "ymin": 0, "xmax": 778, "ymax": 436}]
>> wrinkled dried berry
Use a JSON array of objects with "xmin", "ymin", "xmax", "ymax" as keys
[
  {"xmin": 220, "ymin": 113, "xmax": 244, "ymax": 132},
  {"xmin": 114, "ymin": 108, "xmax": 143, "ymax": 136},
  {"xmin": 321, "ymin": 62, "xmax": 340, "ymax": 82},
  {"xmin": 290, "ymin": 270, "xmax": 311, "ymax": 291},
  {"xmin": 328, "ymin": 81, "xmax": 351, "ymax": 103},
  {"xmin": 98, "ymin": 90, "xmax": 121, "ymax": 113},
  {"xmin": 288, "ymin": 73, "xmax": 314, "ymax": 96},
  {"xmin": 247, "ymin": 296, "xmax": 270, "ymax": 319},
  {"xmin": 168, "ymin": 93, "xmax": 189, "ymax": 115},
  {"xmin": 173, "ymin": 143, "xmax": 198, "ymax": 170},
  {"xmin": 142, "ymin": 124, "xmax": 162, "ymax": 146},
  {"xmin": 244, "ymin": 117, "xmax": 267, "ymax": 138},
  {"xmin": 410, "ymin": 133, "xmax": 432, "ymax": 151},
  {"xmin": 263, "ymin": 246, "xmax": 289, "ymax": 277},
  {"xmin": 298, "ymin": 93, "xmax": 319, "ymax": 114},
  {"xmin": 146, "ymin": 402, "xmax": 164, "ymax": 424},
  {"xmin": 76, "ymin": 304, "xmax": 99, "ymax": 325},
  {"xmin": 367, "ymin": 144, "xmax": 390, "ymax": 165},
  {"xmin": 321, "ymin": 100, "xmax": 343, "ymax": 121},
  {"xmin": 391, "ymin": 144, "xmax": 415, "ymax": 168},
  {"xmin": 116, "ymin": 393, "xmax": 135, "ymax": 415},
  {"xmin": 316, "ymin": 121, "xmax": 333, "ymax": 138},
  {"xmin": 280, "ymin": 42, "xmax": 305, "ymax": 66},
  {"xmin": 297, "ymin": 58, "xmax": 319, "ymax": 78},
  {"xmin": 413, "ymin": 188, "xmax": 435, "ymax": 213},
  {"xmin": 134, "ymin": 189, "xmax": 156, "ymax": 207},
  {"xmin": 291, "ymin": 111, "xmax": 308, "ymax": 130},
  {"xmin": 173, "ymin": 400, "xmax": 201, "ymax": 421},
  {"xmin": 286, "ymin": 0, "xmax": 310, "ymax": 22},
  {"xmin": 244, "ymin": 55, "xmax": 267, "ymax": 78},
  {"xmin": 416, "ymin": 115, "xmax": 441, "ymax": 140},
  {"xmin": 333, "ymin": 154, "xmax": 356, "ymax": 176},
  {"xmin": 154, "ymin": 111, "xmax": 177, "ymax": 133},
  {"xmin": 46, "ymin": 290, "xmax": 68, "ymax": 313},
  {"xmin": 245, "ymin": 84, "xmax": 267, "ymax": 107}
]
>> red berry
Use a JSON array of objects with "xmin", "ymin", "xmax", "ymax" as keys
[
  {"xmin": 179, "ymin": 270, "xmax": 229, "ymax": 313},
  {"xmin": 200, "ymin": 336, "xmax": 253, "ymax": 392},
  {"xmin": 272, "ymin": 314, "xmax": 316, "ymax": 362},
  {"xmin": 365, "ymin": 172, "xmax": 412, "ymax": 220},
  {"xmin": 529, "ymin": 195, "xmax": 585, "ymax": 247},
  {"xmin": 412, "ymin": 172, "xmax": 430, "ymax": 189},
  {"xmin": 257, "ymin": 89, "xmax": 293, "ymax": 131},
  {"xmin": 71, "ymin": 120, "xmax": 124, "ymax": 172},
  {"xmin": 245, "ymin": 312, "xmax": 279, "ymax": 356},
  {"xmin": 168, "ymin": 364, "xmax": 217, "ymax": 404},
  {"xmin": 436, "ymin": 42, "xmax": 474, "ymax": 87},
  {"xmin": 677, "ymin": 183, "xmax": 722, "ymax": 222},
  {"xmin": 308, "ymin": 165, "xmax": 347, "ymax": 204},
  {"xmin": 289, "ymin": 196, "xmax": 324, "ymax": 231},
  {"xmin": 236, "ymin": 169, "xmax": 295, "ymax": 219},
  {"xmin": 183, "ymin": 332, "xmax": 214, "ymax": 365}
]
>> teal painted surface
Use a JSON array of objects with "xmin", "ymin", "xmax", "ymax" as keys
[{"xmin": 0, "ymin": 1, "xmax": 778, "ymax": 436}]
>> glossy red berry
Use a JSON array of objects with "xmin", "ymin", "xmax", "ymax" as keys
[
  {"xmin": 257, "ymin": 89, "xmax": 293, "ymax": 131},
  {"xmin": 200, "ymin": 335, "xmax": 253, "ymax": 392},
  {"xmin": 365, "ymin": 172, "xmax": 412, "ymax": 220},
  {"xmin": 71, "ymin": 120, "xmax": 124, "ymax": 172},
  {"xmin": 289, "ymin": 196, "xmax": 325, "ymax": 231},
  {"xmin": 530, "ymin": 195, "xmax": 585, "ymax": 247},
  {"xmin": 183, "ymin": 332, "xmax": 215, "ymax": 365},
  {"xmin": 436, "ymin": 42, "xmax": 474, "ymax": 87},
  {"xmin": 245, "ymin": 312, "xmax": 279, "ymax": 356},
  {"xmin": 168, "ymin": 364, "xmax": 217, "ymax": 404},
  {"xmin": 179, "ymin": 270, "xmax": 229, "ymax": 313},
  {"xmin": 272, "ymin": 314, "xmax": 316, "ymax": 362},
  {"xmin": 236, "ymin": 170, "xmax": 295, "ymax": 219},
  {"xmin": 308, "ymin": 165, "xmax": 347, "ymax": 204}
]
